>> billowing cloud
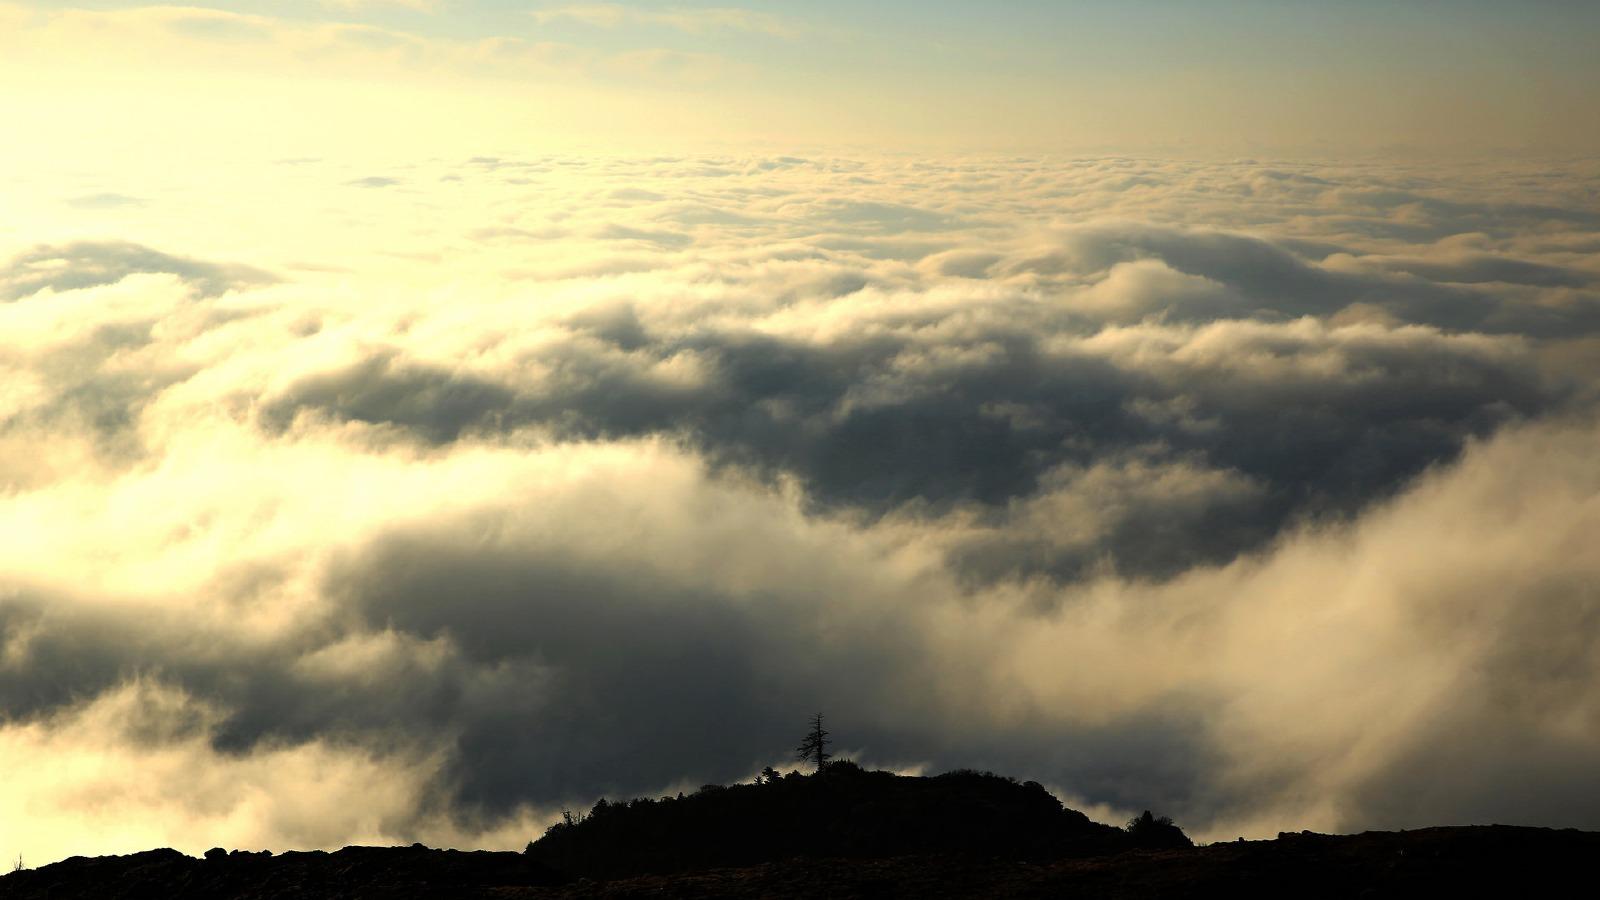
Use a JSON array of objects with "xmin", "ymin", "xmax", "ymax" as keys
[{"xmin": 2, "ymin": 152, "xmax": 1599, "ymax": 866}]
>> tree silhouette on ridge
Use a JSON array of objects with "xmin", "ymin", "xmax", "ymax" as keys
[{"xmin": 795, "ymin": 712, "xmax": 832, "ymax": 771}]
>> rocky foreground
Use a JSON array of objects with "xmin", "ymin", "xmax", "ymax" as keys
[{"xmin": 4, "ymin": 827, "xmax": 1598, "ymax": 899}]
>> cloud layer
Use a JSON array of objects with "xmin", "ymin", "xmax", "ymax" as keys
[{"xmin": 2, "ymin": 152, "xmax": 1599, "ymax": 864}]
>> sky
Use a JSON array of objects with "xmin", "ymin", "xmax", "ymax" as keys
[
  {"xmin": 3, "ymin": 1, "xmax": 1599, "ymax": 159},
  {"xmin": 3, "ymin": 0, "xmax": 1600, "ymax": 868}
]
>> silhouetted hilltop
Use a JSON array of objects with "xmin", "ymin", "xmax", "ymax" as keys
[
  {"xmin": 7, "ymin": 767, "xmax": 1599, "ymax": 898},
  {"xmin": 524, "ymin": 762, "xmax": 1158, "ymax": 878}
]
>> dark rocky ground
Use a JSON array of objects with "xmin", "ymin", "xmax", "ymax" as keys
[
  {"xmin": 5, "ymin": 766, "xmax": 1596, "ymax": 898},
  {"xmin": 6, "ymin": 828, "xmax": 1598, "ymax": 899}
]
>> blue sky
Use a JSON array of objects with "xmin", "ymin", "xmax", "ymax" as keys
[{"xmin": 55, "ymin": 1, "xmax": 1600, "ymax": 75}]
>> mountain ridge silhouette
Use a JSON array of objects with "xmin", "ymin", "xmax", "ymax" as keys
[{"xmin": 4, "ymin": 764, "xmax": 1596, "ymax": 898}]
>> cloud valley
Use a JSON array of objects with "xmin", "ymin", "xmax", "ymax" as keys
[{"xmin": 2, "ymin": 153, "xmax": 1599, "ymax": 863}]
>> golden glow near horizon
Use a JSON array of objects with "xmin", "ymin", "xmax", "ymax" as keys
[
  {"xmin": 3, "ymin": 1, "xmax": 1598, "ymax": 163},
  {"xmin": 3, "ymin": 0, "xmax": 1600, "ymax": 871}
]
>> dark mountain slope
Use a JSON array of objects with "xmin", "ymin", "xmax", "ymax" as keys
[
  {"xmin": 525, "ymin": 762, "xmax": 1147, "ymax": 878},
  {"xmin": 7, "ymin": 827, "xmax": 1599, "ymax": 899},
  {"xmin": 5, "ymin": 766, "xmax": 1595, "ymax": 899}
]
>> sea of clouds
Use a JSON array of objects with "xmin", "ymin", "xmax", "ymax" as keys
[{"xmin": 3, "ymin": 153, "xmax": 1599, "ymax": 862}]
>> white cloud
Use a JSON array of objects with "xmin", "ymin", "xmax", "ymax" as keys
[{"xmin": 2, "ymin": 151, "xmax": 1598, "ymax": 864}]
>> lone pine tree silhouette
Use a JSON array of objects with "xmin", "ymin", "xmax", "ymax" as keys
[{"xmin": 795, "ymin": 712, "xmax": 832, "ymax": 771}]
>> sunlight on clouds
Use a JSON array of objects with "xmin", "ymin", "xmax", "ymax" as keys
[
  {"xmin": 3, "ymin": 149, "xmax": 1598, "ymax": 860},
  {"xmin": 0, "ymin": 3, "xmax": 745, "ymax": 170},
  {"xmin": 1, "ymin": 0, "xmax": 1599, "ymax": 865},
  {"xmin": 0, "ymin": 681, "xmax": 442, "ymax": 863}
]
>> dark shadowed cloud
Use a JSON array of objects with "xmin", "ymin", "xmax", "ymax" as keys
[
  {"xmin": 3, "ymin": 153, "xmax": 1600, "ymax": 863},
  {"xmin": 1, "ymin": 241, "xmax": 275, "ymax": 301}
]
